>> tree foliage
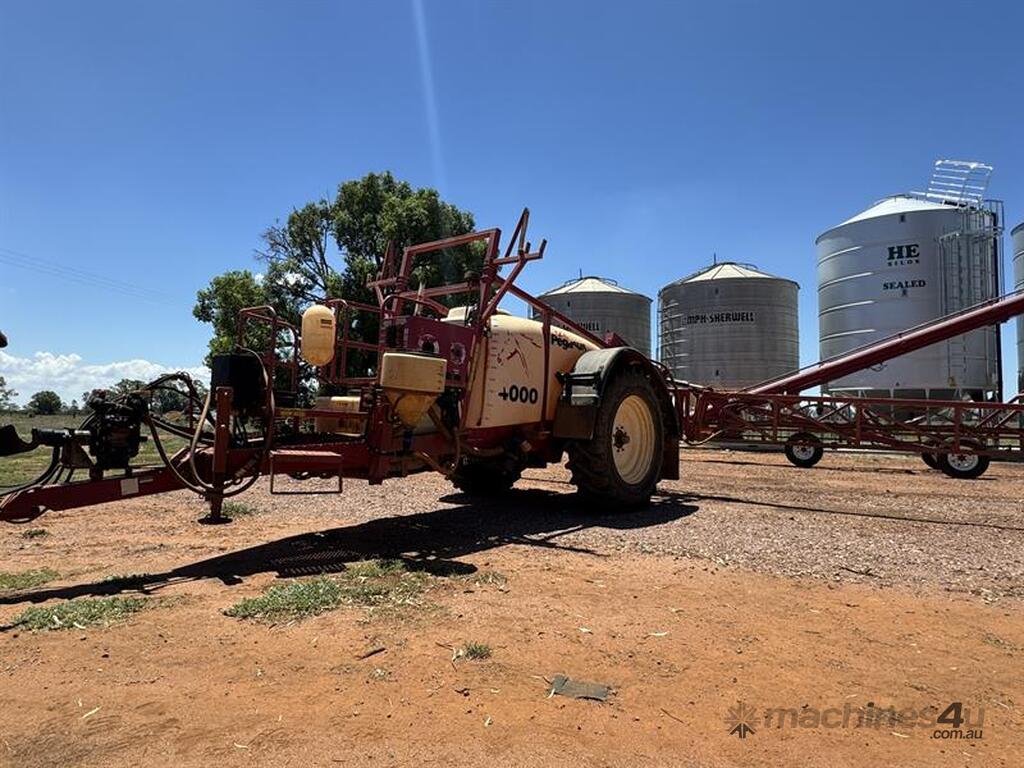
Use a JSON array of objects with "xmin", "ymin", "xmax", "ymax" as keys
[
  {"xmin": 194, "ymin": 172, "xmax": 479, "ymax": 369},
  {"xmin": 0, "ymin": 376, "xmax": 17, "ymax": 411},
  {"xmin": 150, "ymin": 378, "xmax": 208, "ymax": 415},
  {"xmin": 256, "ymin": 200, "xmax": 340, "ymax": 306},
  {"xmin": 192, "ymin": 270, "xmax": 288, "ymax": 364},
  {"xmin": 331, "ymin": 172, "xmax": 477, "ymax": 305},
  {"xmin": 27, "ymin": 390, "xmax": 63, "ymax": 415},
  {"xmin": 111, "ymin": 379, "xmax": 147, "ymax": 397}
]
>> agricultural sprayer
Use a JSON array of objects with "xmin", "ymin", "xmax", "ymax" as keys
[
  {"xmin": 4, "ymin": 208, "xmax": 1024, "ymax": 525},
  {"xmin": 0, "ymin": 210, "xmax": 680, "ymax": 523}
]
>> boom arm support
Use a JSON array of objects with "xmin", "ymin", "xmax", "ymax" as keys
[{"xmin": 749, "ymin": 290, "xmax": 1024, "ymax": 395}]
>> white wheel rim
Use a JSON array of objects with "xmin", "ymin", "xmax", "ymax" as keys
[
  {"xmin": 947, "ymin": 452, "xmax": 979, "ymax": 472},
  {"xmin": 791, "ymin": 445, "xmax": 816, "ymax": 461},
  {"xmin": 612, "ymin": 395, "xmax": 656, "ymax": 485}
]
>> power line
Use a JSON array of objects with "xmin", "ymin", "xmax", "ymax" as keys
[
  {"xmin": 0, "ymin": 246, "xmax": 172, "ymax": 300},
  {"xmin": 0, "ymin": 246, "xmax": 178, "ymax": 306}
]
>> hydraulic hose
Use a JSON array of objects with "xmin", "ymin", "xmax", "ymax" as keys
[
  {"xmin": 181, "ymin": 348, "xmax": 271, "ymax": 497},
  {"xmin": 0, "ymin": 446, "xmax": 61, "ymax": 493},
  {"xmin": 2, "ymin": 363, "xmax": 272, "ymax": 501}
]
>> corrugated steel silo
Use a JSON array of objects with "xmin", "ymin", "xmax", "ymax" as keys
[
  {"xmin": 534, "ymin": 276, "xmax": 651, "ymax": 356},
  {"xmin": 817, "ymin": 161, "xmax": 1002, "ymax": 400},
  {"xmin": 1013, "ymin": 221, "xmax": 1024, "ymax": 393},
  {"xmin": 658, "ymin": 262, "xmax": 799, "ymax": 388}
]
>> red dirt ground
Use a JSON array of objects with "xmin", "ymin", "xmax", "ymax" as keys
[{"xmin": 0, "ymin": 450, "xmax": 1020, "ymax": 767}]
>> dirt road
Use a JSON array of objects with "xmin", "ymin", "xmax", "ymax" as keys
[{"xmin": 0, "ymin": 450, "xmax": 1021, "ymax": 766}]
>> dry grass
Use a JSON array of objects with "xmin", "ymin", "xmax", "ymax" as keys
[{"xmin": 460, "ymin": 641, "xmax": 492, "ymax": 660}]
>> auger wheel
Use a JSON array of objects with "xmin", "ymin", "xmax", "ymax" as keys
[
  {"xmin": 568, "ymin": 368, "xmax": 663, "ymax": 509},
  {"xmin": 784, "ymin": 432, "xmax": 824, "ymax": 468},
  {"xmin": 937, "ymin": 440, "xmax": 990, "ymax": 480}
]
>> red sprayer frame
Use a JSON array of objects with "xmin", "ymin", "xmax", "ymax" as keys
[{"xmin": 0, "ymin": 210, "xmax": 614, "ymax": 523}]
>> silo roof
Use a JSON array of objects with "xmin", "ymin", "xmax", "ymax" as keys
[
  {"xmin": 681, "ymin": 263, "xmax": 780, "ymax": 282},
  {"xmin": 541, "ymin": 275, "xmax": 648, "ymax": 297},
  {"xmin": 662, "ymin": 262, "xmax": 797, "ymax": 289},
  {"xmin": 816, "ymin": 194, "xmax": 974, "ymax": 245},
  {"xmin": 838, "ymin": 194, "xmax": 952, "ymax": 227}
]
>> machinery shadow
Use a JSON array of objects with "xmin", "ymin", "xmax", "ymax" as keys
[
  {"xmin": 529, "ymin": 476, "xmax": 1024, "ymax": 532},
  {"xmin": 0, "ymin": 487, "xmax": 698, "ymax": 607},
  {"xmin": 681, "ymin": 491, "xmax": 1024, "ymax": 531},
  {"xmin": 686, "ymin": 455, "xmax": 947, "ymax": 476}
]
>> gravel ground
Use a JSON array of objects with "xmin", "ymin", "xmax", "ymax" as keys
[
  {"xmin": 2, "ymin": 446, "xmax": 1021, "ymax": 768},
  {"xmin": 201, "ymin": 447, "xmax": 1024, "ymax": 603}
]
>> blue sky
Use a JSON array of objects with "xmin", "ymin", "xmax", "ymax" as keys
[{"xmin": 2, "ymin": 0, "xmax": 1023, "ymax": 403}]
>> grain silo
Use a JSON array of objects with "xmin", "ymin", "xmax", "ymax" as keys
[
  {"xmin": 658, "ymin": 262, "xmax": 799, "ymax": 388},
  {"xmin": 535, "ymin": 276, "xmax": 651, "ymax": 356},
  {"xmin": 817, "ymin": 160, "xmax": 1003, "ymax": 400},
  {"xmin": 1013, "ymin": 221, "xmax": 1024, "ymax": 393}
]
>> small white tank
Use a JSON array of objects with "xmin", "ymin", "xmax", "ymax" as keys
[{"xmin": 301, "ymin": 305, "xmax": 336, "ymax": 366}]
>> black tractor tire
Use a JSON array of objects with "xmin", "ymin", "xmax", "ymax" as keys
[
  {"xmin": 937, "ymin": 441, "xmax": 990, "ymax": 480},
  {"xmin": 784, "ymin": 432, "xmax": 824, "ymax": 468},
  {"xmin": 921, "ymin": 452, "xmax": 940, "ymax": 470},
  {"xmin": 450, "ymin": 459, "xmax": 522, "ymax": 495},
  {"xmin": 567, "ymin": 368, "xmax": 664, "ymax": 509}
]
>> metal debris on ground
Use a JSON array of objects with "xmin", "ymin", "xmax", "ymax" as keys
[
  {"xmin": 355, "ymin": 645, "xmax": 386, "ymax": 660},
  {"xmin": 548, "ymin": 675, "xmax": 612, "ymax": 701}
]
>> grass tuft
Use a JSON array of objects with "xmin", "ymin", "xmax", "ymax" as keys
[
  {"xmin": 464, "ymin": 571, "xmax": 507, "ymax": 588},
  {"xmin": 225, "ymin": 577, "xmax": 345, "ymax": 621},
  {"xmin": 20, "ymin": 529, "xmax": 49, "ymax": 540},
  {"xmin": 224, "ymin": 559, "xmax": 430, "ymax": 623},
  {"xmin": 0, "ymin": 568, "xmax": 59, "ymax": 591},
  {"xmin": 222, "ymin": 500, "xmax": 261, "ymax": 518},
  {"xmin": 461, "ymin": 641, "xmax": 492, "ymax": 660},
  {"xmin": 13, "ymin": 597, "xmax": 147, "ymax": 631},
  {"xmin": 346, "ymin": 558, "xmax": 408, "ymax": 578}
]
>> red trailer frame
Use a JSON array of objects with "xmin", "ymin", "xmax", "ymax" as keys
[{"xmin": 677, "ymin": 288, "xmax": 1024, "ymax": 471}]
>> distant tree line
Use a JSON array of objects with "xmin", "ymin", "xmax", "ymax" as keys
[{"xmin": 0, "ymin": 377, "xmax": 207, "ymax": 417}]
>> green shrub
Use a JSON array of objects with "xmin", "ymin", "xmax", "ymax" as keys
[
  {"xmin": 0, "ymin": 568, "xmax": 58, "ymax": 591},
  {"xmin": 14, "ymin": 597, "xmax": 147, "ymax": 631}
]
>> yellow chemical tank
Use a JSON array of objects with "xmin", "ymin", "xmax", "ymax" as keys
[
  {"xmin": 301, "ymin": 305, "xmax": 336, "ymax": 366},
  {"xmin": 379, "ymin": 352, "xmax": 446, "ymax": 427}
]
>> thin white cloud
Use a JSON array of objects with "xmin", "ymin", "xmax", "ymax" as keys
[{"xmin": 0, "ymin": 350, "xmax": 208, "ymax": 407}]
